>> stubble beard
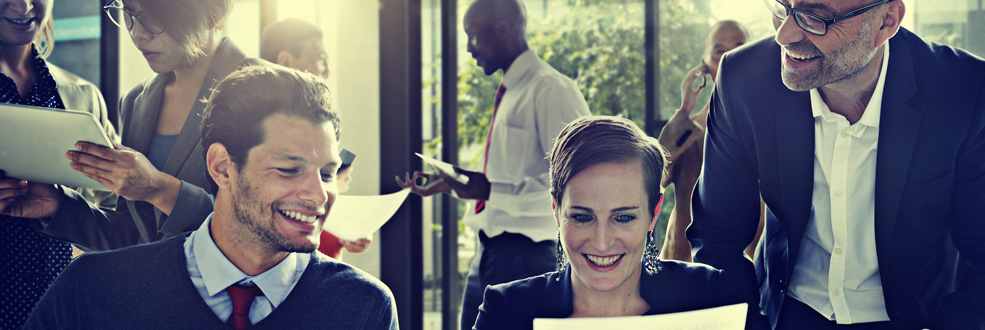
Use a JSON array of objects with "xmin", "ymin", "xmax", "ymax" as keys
[
  {"xmin": 232, "ymin": 175, "xmax": 317, "ymax": 254},
  {"xmin": 780, "ymin": 17, "xmax": 879, "ymax": 91}
]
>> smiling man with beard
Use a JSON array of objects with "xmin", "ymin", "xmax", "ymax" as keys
[
  {"xmin": 688, "ymin": 0, "xmax": 985, "ymax": 329},
  {"xmin": 23, "ymin": 65, "xmax": 398, "ymax": 330}
]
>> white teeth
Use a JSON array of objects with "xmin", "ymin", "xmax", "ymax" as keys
[
  {"xmin": 586, "ymin": 255, "xmax": 622, "ymax": 267},
  {"xmin": 786, "ymin": 51, "xmax": 816, "ymax": 61},
  {"xmin": 279, "ymin": 210, "xmax": 318, "ymax": 223},
  {"xmin": 7, "ymin": 18, "xmax": 32, "ymax": 24}
]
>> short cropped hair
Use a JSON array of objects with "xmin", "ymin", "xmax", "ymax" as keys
[
  {"xmin": 201, "ymin": 65, "xmax": 340, "ymax": 190},
  {"xmin": 549, "ymin": 116, "xmax": 666, "ymax": 216},
  {"xmin": 260, "ymin": 18, "xmax": 323, "ymax": 63},
  {"xmin": 123, "ymin": 0, "xmax": 232, "ymax": 61}
]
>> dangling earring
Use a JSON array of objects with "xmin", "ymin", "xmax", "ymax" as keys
[
  {"xmin": 644, "ymin": 231, "xmax": 662, "ymax": 275},
  {"xmin": 555, "ymin": 232, "xmax": 565, "ymax": 281}
]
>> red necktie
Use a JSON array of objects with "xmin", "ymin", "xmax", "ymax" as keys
[
  {"xmin": 475, "ymin": 84, "xmax": 506, "ymax": 214},
  {"xmin": 226, "ymin": 283, "xmax": 264, "ymax": 330}
]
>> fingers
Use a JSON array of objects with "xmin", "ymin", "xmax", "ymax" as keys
[
  {"xmin": 395, "ymin": 174, "xmax": 411, "ymax": 187},
  {"xmin": 68, "ymin": 159, "xmax": 113, "ymax": 183},
  {"xmin": 75, "ymin": 141, "xmax": 119, "ymax": 162},
  {"xmin": 341, "ymin": 237, "xmax": 372, "ymax": 253},
  {"xmin": 66, "ymin": 150, "xmax": 115, "ymax": 172},
  {"xmin": 0, "ymin": 179, "xmax": 29, "ymax": 200}
]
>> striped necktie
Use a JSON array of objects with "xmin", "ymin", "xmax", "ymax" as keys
[{"xmin": 475, "ymin": 83, "xmax": 506, "ymax": 214}]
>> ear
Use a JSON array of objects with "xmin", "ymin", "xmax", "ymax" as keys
[
  {"xmin": 206, "ymin": 143, "xmax": 234, "ymax": 191},
  {"xmin": 277, "ymin": 50, "xmax": 294, "ymax": 67},
  {"xmin": 552, "ymin": 197, "xmax": 561, "ymax": 228},
  {"xmin": 875, "ymin": 0, "xmax": 904, "ymax": 46}
]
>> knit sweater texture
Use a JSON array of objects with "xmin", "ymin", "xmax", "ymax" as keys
[{"xmin": 22, "ymin": 234, "xmax": 397, "ymax": 329}]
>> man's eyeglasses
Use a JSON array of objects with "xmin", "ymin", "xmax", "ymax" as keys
[
  {"xmin": 764, "ymin": 0, "xmax": 891, "ymax": 36},
  {"xmin": 103, "ymin": 0, "xmax": 164, "ymax": 34}
]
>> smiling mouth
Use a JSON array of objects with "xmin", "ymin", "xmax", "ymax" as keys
[
  {"xmin": 277, "ymin": 209, "xmax": 321, "ymax": 223},
  {"xmin": 4, "ymin": 17, "xmax": 36, "ymax": 26},
  {"xmin": 585, "ymin": 254, "xmax": 623, "ymax": 267},
  {"xmin": 786, "ymin": 51, "xmax": 819, "ymax": 63}
]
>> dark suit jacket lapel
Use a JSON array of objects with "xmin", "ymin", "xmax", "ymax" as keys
[
  {"xmin": 126, "ymin": 74, "xmax": 170, "ymax": 153},
  {"xmin": 162, "ymin": 38, "xmax": 247, "ymax": 175},
  {"xmin": 774, "ymin": 86, "xmax": 814, "ymax": 280},
  {"xmin": 874, "ymin": 35, "xmax": 919, "ymax": 275}
]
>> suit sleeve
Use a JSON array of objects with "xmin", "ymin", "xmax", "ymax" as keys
[
  {"xmin": 35, "ymin": 188, "xmax": 142, "ymax": 251},
  {"xmin": 472, "ymin": 286, "xmax": 504, "ymax": 330},
  {"xmin": 687, "ymin": 55, "xmax": 764, "ymax": 312},
  {"xmin": 930, "ymin": 77, "xmax": 985, "ymax": 329},
  {"xmin": 160, "ymin": 181, "xmax": 214, "ymax": 237}
]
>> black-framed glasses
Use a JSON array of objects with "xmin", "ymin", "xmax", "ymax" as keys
[
  {"xmin": 103, "ymin": 0, "xmax": 164, "ymax": 34},
  {"xmin": 764, "ymin": 0, "xmax": 891, "ymax": 36}
]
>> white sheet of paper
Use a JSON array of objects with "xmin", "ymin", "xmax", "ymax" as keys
[
  {"xmin": 322, "ymin": 189, "xmax": 411, "ymax": 241},
  {"xmin": 533, "ymin": 303, "xmax": 747, "ymax": 330},
  {"xmin": 416, "ymin": 152, "xmax": 469, "ymax": 185}
]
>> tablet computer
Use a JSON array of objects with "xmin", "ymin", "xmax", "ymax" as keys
[{"xmin": 0, "ymin": 103, "xmax": 113, "ymax": 191}]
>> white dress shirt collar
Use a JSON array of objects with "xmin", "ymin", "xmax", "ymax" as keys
[
  {"xmin": 501, "ymin": 49, "xmax": 538, "ymax": 89},
  {"xmin": 810, "ymin": 42, "xmax": 889, "ymax": 130},
  {"xmin": 190, "ymin": 214, "xmax": 309, "ymax": 308}
]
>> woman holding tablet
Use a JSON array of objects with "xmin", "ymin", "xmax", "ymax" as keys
[
  {"xmin": 0, "ymin": 0, "xmax": 114, "ymax": 327},
  {"xmin": 1, "ymin": 0, "xmax": 251, "ymax": 251},
  {"xmin": 471, "ymin": 117, "xmax": 764, "ymax": 330}
]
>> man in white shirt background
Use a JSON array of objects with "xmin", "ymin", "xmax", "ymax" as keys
[
  {"xmin": 688, "ymin": 0, "xmax": 985, "ymax": 329},
  {"xmin": 398, "ymin": 0, "xmax": 590, "ymax": 328}
]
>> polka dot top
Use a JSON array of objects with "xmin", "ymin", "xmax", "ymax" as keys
[{"xmin": 0, "ymin": 46, "xmax": 71, "ymax": 330}]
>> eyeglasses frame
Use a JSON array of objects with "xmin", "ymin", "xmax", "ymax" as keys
[
  {"xmin": 102, "ymin": 0, "xmax": 165, "ymax": 35},
  {"xmin": 766, "ymin": 0, "xmax": 892, "ymax": 36}
]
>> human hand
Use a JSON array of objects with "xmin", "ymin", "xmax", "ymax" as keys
[
  {"xmin": 66, "ymin": 141, "xmax": 180, "ymax": 206},
  {"xmin": 446, "ymin": 167, "xmax": 490, "ymax": 200},
  {"xmin": 396, "ymin": 171, "xmax": 451, "ymax": 197},
  {"xmin": 341, "ymin": 237, "xmax": 372, "ymax": 254},
  {"xmin": 0, "ymin": 170, "xmax": 61, "ymax": 219},
  {"xmin": 679, "ymin": 62, "xmax": 711, "ymax": 115}
]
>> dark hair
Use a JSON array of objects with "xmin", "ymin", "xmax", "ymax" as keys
[
  {"xmin": 260, "ymin": 18, "xmax": 323, "ymax": 63},
  {"xmin": 201, "ymin": 65, "xmax": 340, "ymax": 191},
  {"xmin": 549, "ymin": 116, "xmax": 666, "ymax": 216},
  {"xmin": 123, "ymin": 0, "xmax": 232, "ymax": 60}
]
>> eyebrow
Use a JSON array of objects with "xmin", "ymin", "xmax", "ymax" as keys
[
  {"xmin": 274, "ymin": 153, "xmax": 340, "ymax": 168},
  {"xmin": 795, "ymin": 2, "xmax": 836, "ymax": 15},
  {"xmin": 571, "ymin": 206, "xmax": 640, "ymax": 213}
]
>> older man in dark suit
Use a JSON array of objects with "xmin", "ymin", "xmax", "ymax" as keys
[{"xmin": 688, "ymin": 0, "xmax": 985, "ymax": 329}]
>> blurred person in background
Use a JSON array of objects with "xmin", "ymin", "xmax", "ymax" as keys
[{"xmin": 656, "ymin": 20, "xmax": 763, "ymax": 263}]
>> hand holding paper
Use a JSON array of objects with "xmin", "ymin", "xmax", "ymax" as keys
[
  {"xmin": 397, "ymin": 153, "xmax": 491, "ymax": 200},
  {"xmin": 396, "ymin": 171, "xmax": 451, "ymax": 197}
]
